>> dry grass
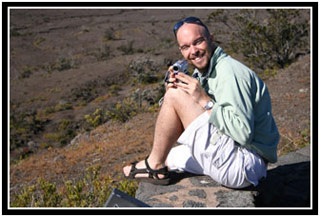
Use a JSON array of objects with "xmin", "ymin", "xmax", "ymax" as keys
[{"xmin": 10, "ymin": 112, "xmax": 157, "ymax": 198}]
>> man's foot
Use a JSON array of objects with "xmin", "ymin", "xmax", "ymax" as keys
[{"xmin": 123, "ymin": 157, "xmax": 170, "ymax": 185}]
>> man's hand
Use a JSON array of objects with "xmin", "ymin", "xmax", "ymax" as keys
[
  {"xmin": 165, "ymin": 66, "xmax": 177, "ymax": 91},
  {"xmin": 174, "ymin": 72, "xmax": 212, "ymax": 108}
]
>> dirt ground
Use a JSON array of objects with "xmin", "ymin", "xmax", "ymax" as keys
[{"xmin": 8, "ymin": 9, "xmax": 311, "ymax": 201}]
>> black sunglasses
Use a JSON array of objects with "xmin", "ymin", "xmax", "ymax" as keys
[{"xmin": 173, "ymin": 16, "xmax": 209, "ymax": 38}]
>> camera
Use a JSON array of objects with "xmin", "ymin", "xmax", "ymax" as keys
[
  {"xmin": 164, "ymin": 60, "xmax": 189, "ymax": 83},
  {"xmin": 172, "ymin": 60, "xmax": 189, "ymax": 75}
]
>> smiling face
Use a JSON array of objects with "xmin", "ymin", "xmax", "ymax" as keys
[{"xmin": 176, "ymin": 23, "xmax": 215, "ymax": 73}]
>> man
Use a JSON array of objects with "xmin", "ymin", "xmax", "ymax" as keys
[{"xmin": 123, "ymin": 17, "xmax": 279, "ymax": 188}]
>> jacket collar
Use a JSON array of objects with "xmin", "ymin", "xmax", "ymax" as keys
[{"xmin": 193, "ymin": 46, "xmax": 226, "ymax": 81}]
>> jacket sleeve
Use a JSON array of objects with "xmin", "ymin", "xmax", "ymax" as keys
[{"xmin": 208, "ymin": 73, "xmax": 255, "ymax": 146}]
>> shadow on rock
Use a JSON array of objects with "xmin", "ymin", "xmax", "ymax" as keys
[
  {"xmin": 168, "ymin": 170, "xmax": 201, "ymax": 185},
  {"xmin": 250, "ymin": 161, "xmax": 310, "ymax": 207},
  {"xmin": 168, "ymin": 161, "xmax": 310, "ymax": 207}
]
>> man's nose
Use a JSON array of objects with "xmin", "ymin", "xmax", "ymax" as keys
[{"xmin": 190, "ymin": 45, "xmax": 199, "ymax": 56}]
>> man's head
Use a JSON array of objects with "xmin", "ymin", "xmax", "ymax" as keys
[{"xmin": 173, "ymin": 17, "xmax": 215, "ymax": 73}]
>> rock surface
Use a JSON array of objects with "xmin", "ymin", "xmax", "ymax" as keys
[{"xmin": 135, "ymin": 145, "xmax": 310, "ymax": 207}]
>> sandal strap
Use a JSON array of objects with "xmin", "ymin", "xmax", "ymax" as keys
[
  {"xmin": 128, "ymin": 157, "xmax": 170, "ymax": 180},
  {"xmin": 145, "ymin": 156, "xmax": 169, "ymax": 180},
  {"xmin": 128, "ymin": 161, "xmax": 149, "ymax": 179}
]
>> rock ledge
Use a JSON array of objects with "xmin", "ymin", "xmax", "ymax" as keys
[{"xmin": 135, "ymin": 145, "xmax": 310, "ymax": 207}]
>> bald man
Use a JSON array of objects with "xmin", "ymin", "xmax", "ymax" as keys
[{"xmin": 123, "ymin": 17, "xmax": 279, "ymax": 189}]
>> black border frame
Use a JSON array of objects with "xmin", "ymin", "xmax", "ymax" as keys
[{"xmin": 2, "ymin": 1, "xmax": 318, "ymax": 215}]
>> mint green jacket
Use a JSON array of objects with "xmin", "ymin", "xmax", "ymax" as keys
[{"xmin": 194, "ymin": 46, "xmax": 279, "ymax": 163}]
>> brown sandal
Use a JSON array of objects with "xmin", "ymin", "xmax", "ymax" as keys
[{"xmin": 125, "ymin": 156, "xmax": 170, "ymax": 185}]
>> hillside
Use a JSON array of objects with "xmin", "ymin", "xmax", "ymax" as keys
[{"xmin": 9, "ymin": 9, "xmax": 311, "ymax": 204}]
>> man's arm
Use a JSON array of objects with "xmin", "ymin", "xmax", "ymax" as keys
[{"xmin": 209, "ymin": 74, "xmax": 255, "ymax": 146}]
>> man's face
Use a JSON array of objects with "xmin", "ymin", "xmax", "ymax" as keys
[{"xmin": 176, "ymin": 23, "xmax": 214, "ymax": 73}]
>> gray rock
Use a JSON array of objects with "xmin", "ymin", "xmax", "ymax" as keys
[
  {"xmin": 169, "ymin": 195, "xmax": 178, "ymax": 201},
  {"xmin": 189, "ymin": 175, "xmax": 221, "ymax": 187},
  {"xmin": 68, "ymin": 132, "xmax": 90, "ymax": 147},
  {"xmin": 183, "ymin": 200, "xmax": 206, "ymax": 207},
  {"xmin": 273, "ymin": 151, "xmax": 309, "ymax": 166},
  {"xmin": 296, "ymin": 145, "xmax": 310, "ymax": 157},
  {"xmin": 188, "ymin": 189, "xmax": 207, "ymax": 199},
  {"xmin": 27, "ymin": 141, "xmax": 37, "ymax": 149},
  {"xmin": 216, "ymin": 190, "xmax": 255, "ymax": 207},
  {"xmin": 135, "ymin": 182, "xmax": 184, "ymax": 202}
]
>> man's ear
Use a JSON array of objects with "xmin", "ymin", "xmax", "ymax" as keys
[
  {"xmin": 209, "ymin": 33, "xmax": 216, "ymax": 48},
  {"xmin": 209, "ymin": 34, "xmax": 214, "ymax": 42}
]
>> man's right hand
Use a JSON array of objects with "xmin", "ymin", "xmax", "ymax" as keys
[{"xmin": 165, "ymin": 66, "xmax": 177, "ymax": 91}]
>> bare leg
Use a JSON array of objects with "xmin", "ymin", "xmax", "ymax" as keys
[{"xmin": 123, "ymin": 88, "xmax": 205, "ymax": 178}]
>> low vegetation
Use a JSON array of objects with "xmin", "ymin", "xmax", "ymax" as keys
[
  {"xmin": 208, "ymin": 9, "xmax": 309, "ymax": 77},
  {"xmin": 11, "ymin": 166, "xmax": 138, "ymax": 207},
  {"xmin": 278, "ymin": 127, "xmax": 310, "ymax": 156},
  {"xmin": 10, "ymin": 109, "xmax": 49, "ymax": 151},
  {"xmin": 128, "ymin": 57, "xmax": 162, "ymax": 85}
]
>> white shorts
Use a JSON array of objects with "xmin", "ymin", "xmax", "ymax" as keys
[{"xmin": 166, "ymin": 112, "xmax": 267, "ymax": 189}]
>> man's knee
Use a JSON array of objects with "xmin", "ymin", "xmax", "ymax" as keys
[{"xmin": 163, "ymin": 88, "xmax": 186, "ymax": 106}]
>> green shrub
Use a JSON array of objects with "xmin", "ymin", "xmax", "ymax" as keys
[
  {"xmin": 232, "ymin": 9, "xmax": 309, "ymax": 73},
  {"xmin": 84, "ymin": 108, "xmax": 106, "ymax": 128},
  {"xmin": 159, "ymin": 37, "xmax": 175, "ymax": 49},
  {"xmin": 10, "ymin": 110, "xmax": 48, "ymax": 150},
  {"xmin": 10, "ymin": 27, "xmax": 21, "ymax": 37},
  {"xmin": 40, "ymin": 142, "xmax": 52, "ymax": 149},
  {"xmin": 70, "ymin": 80, "xmax": 99, "ymax": 103},
  {"xmin": 208, "ymin": 9, "xmax": 309, "ymax": 76},
  {"xmin": 42, "ymin": 118, "xmax": 77, "ymax": 147},
  {"xmin": 40, "ymin": 107, "xmax": 56, "ymax": 116},
  {"xmin": 11, "ymin": 165, "xmax": 138, "ymax": 207},
  {"xmin": 128, "ymin": 57, "xmax": 161, "ymax": 85},
  {"xmin": 54, "ymin": 102, "xmax": 73, "ymax": 112},
  {"xmin": 117, "ymin": 40, "xmax": 135, "ymax": 55},
  {"xmin": 11, "ymin": 185, "xmax": 37, "ymax": 207},
  {"xmin": 85, "ymin": 94, "xmax": 150, "ymax": 129},
  {"xmin": 279, "ymin": 127, "xmax": 310, "ymax": 156},
  {"xmin": 35, "ymin": 178, "xmax": 63, "ymax": 207},
  {"xmin": 33, "ymin": 37, "xmax": 46, "ymax": 47},
  {"xmin": 131, "ymin": 84, "xmax": 165, "ymax": 107},
  {"xmin": 43, "ymin": 132, "xmax": 63, "ymax": 142},
  {"xmin": 38, "ymin": 102, "xmax": 72, "ymax": 118},
  {"xmin": 44, "ymin": 57, "xmax": 77, "ymax": 73},
  {"xmin": 58, "ymin": 119, "xmax": 72, "ymax": 131},
  {"xmin": 19, "ymin": 66, "xmax": 37, "ymax": 79},
  {"xmin": 70, "ymin": 78, "xmax": 126, "ymax": 105},
  {"xmin": 207, "ymin": 9, "xmax": 231, "ymax": 28},
  {"xmin": 56, "ymin": 58, "xmax": 73, "ymax": 71},
  {"xmin": 108, "ymin": 84, "xmax": 121, "ymax": 96},
  {"xmin": 104, "ymin": 27, "xmax": 117, "ymax": 41},
  {"xmin": 95, "ymin": 44, "xmax": 113, "ymax": 61},
  {"xmin": 105, "ymin": 97, "xmax": 140, "ymax": 123},
  {"xmin": 298, "ymin": 127, "xmax": 310, "ymax": 148}
]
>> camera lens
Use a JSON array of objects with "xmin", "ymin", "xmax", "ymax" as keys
[{"xmin": 173, "ymin": 66, "xmax": 179, "ymax": 72}]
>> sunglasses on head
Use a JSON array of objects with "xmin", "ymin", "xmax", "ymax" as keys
[{"xmin": 173, "ymin": 16, "xmax": 209, "ymax": 37}]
